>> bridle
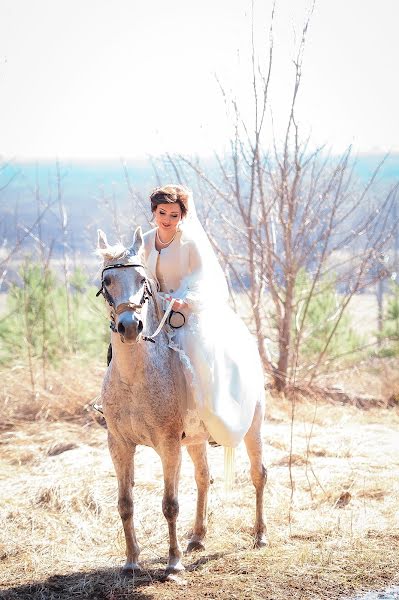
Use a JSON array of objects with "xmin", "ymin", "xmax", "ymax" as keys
[
  {"xmin": 96, "ymin": 262, "xmax": 184, "ymax": 343},
  {"xmin": 96, "ymin": 262, "xmax": 155, "ymax": 342},
  {"xmin": 96, "ymin": 263, "xmax": 186, "ymax": 344}
]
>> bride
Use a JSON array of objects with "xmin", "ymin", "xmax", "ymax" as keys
[{"xmin": 140, "ymin": 184, "xmax": 265, "ymax": 448}]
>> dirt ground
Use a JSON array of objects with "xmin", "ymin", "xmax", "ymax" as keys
[{"xmin": 1, "ymin": 359, "xmax": 399, "ymax": 600}]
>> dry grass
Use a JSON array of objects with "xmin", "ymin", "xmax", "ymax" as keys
[
  {"xmin": 1, "ymin": 358, "xmax": 399, "ymax": 599},
  {"xmin": 317, "ymin": 356, "xmax": 399, "ymax": 402},
  {"xmin": 0, "ymin": 356, "xmax": 104, "ymax": 425}
]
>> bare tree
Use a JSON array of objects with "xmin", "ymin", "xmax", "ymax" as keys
[{"xmin": 161, "ymin": 3, "xmax": 398, "ymax": 391}]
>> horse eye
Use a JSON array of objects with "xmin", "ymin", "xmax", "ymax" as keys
[
  {"xmin": 104, "ymin": 275, "xmax": 111, "ymax": 286},
  {"xmin": 140, "ymin": 278, "xmax": 146, "ymax": 285}
]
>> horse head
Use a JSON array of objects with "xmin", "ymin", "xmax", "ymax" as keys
[{"xmin": 97, "ymin": 227, "xmax": 151, "ymax": 344}]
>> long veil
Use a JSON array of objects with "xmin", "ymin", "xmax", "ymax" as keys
[{"xmin": 179, "ymin": 189, "xmax": 229, "ymax": 306}]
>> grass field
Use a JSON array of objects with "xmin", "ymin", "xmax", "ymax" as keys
[{"xmin": 1, "ymin": 356, "xmax": 399, "ymax": 599}]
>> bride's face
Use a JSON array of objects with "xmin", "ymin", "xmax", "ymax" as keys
[{"xmin": 154, "ymin": 202, "xmax": 182, "ymax": 235}]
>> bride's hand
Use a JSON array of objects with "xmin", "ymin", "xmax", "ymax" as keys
[{"xmin": 166, "ymin": 296, "xmax": 186, "ymax": 311}]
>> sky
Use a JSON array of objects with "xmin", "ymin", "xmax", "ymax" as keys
[{"xmin": 0, "ymin": 0, "xmax": 398, "ymax": 159}]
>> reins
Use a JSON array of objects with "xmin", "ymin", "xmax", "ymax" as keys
[
  {"xmin": 96, "ymin": 262, "xmax": 175, "ymax": 344},
  {"xmin": 141, "ymin": 297, "xmax": 175, "ymax": 342}
]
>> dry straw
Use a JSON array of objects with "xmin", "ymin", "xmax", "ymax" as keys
[{"xmin": 0, "ymin": 357, "xmax": 399, "ymax": 599}]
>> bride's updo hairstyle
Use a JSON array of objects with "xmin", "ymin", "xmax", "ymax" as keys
[{"xmin": 150, "ymin": 184, "xmax": 190, "ymax": 218}]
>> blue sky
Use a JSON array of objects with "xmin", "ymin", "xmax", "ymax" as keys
[{"xmin": 0, "ymin": 0, "xmax": 398, "ymax": 159}]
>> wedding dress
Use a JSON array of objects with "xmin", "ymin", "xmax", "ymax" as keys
[{"xmin": 141, "ymin": 200, "xmax": 264, "ymax": 448}]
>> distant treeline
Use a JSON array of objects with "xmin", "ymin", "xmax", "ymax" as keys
[{"xmin": 1, "ymin": 155, "xmax": 398, "ymax": 257}]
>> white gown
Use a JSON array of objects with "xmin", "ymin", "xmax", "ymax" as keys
[{"xmin": 142, "ymin": 227, "xmax": 264, "ymax": 448}]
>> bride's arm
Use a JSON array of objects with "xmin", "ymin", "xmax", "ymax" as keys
[{"xmin": 174, "ymin": 240, "xmax": 211, "ymax": 312}]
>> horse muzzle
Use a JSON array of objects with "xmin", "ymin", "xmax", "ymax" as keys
[{"xmin": 116, "ymin": 311, "xmax": 143, "ymax": 343}]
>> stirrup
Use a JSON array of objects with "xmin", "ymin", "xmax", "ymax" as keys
[{"xmin": 208, "ymin": 437, "xmax": 221, "ymax": 448}]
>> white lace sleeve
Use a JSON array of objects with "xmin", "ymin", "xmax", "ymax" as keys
[
  {"xmin": 171, "ymin": 240, "xmax": 204, "ymax": 311},
  {"xmin": 182, "ymin": 241, "xmax": 203, "ymax": 310}
]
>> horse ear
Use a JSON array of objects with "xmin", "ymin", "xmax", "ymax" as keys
[
  {"xmin": 97, "ymin": 229, "xmax": 108, "ymax": 250},
  {"xmin": 129, "ymin": 226, "xmax": 144, "ymax": 256}
]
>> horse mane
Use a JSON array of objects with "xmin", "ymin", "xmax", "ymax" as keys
[{"xmin": 96, "ymin": 242, "xmax": 128, "ymax": 262}]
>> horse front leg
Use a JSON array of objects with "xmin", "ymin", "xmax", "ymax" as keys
[
  {"xmin": 244, "ymin": 400, "xmax": 268, "ymax": 548},
  {"xmin": 108, "ymin": 433, "xmax": 141, "ymax": 572},
  {"xmin": 159, "ymin": 439, "xmax": 184, "ymax": 574},
  {"xmin": 186, "ymin": 442, "xmax": 209, "ymax": 552}
]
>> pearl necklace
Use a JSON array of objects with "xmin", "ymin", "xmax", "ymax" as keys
[{"xmin": 156, "ymin": 228, "xmax": 177, "ymax": 248}]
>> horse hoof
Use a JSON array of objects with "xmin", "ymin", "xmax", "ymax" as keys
[
  {"xmin": 254, "ymin": 535, "xmax": 268, "ymax": 549},
  {"xmin": 165, "ymin": 560, "xmax": 185, "ymax": 575},
  {"xmin": 186, "ymin": 540, "xmax": 205, "ymax": 553},
  {"xmin": 122, "ymin": 562, "xmax": 141, "ymax": 575}
]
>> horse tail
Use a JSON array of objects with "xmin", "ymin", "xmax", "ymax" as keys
[{"xmin": 224, "ymin": 446, "xmax": 236, "ymax": 493}]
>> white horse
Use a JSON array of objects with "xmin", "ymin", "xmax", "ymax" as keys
[{"xmin": 97, "ymin": 228, "xmax": 267, "ymax": 575}]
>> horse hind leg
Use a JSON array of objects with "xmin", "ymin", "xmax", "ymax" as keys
[
  {"xmin": 159, "ymin": 439, "xmax": 185, "ymax": 574},
  {"xmin": 244, "ymin": 400, "xmax": 268, "ymax": 548},
  {"xmin": 108, "ymin": 433, "xmax": 141, "ymax": 572},
  {"xmin": 186, "ymin": 442, "xmax": 210, "ymax": 552}
]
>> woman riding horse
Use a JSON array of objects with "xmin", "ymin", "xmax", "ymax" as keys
[{"xmin": 140, "ymin": 184, "xmax": 264, "ymax": 448}]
